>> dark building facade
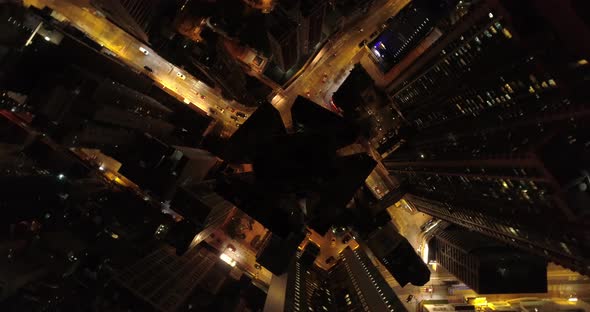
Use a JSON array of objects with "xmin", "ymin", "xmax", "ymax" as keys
[
  {"xmin": 331, "ymin": 247, "xmax": 406, "ymax": 312},
  {"xmin": 384, "ymin": 0, "xmax": 590, "ymax": 274},
  {"xmin": 114, "ymin": 245, "xmax": 231, "ymax": 312},
  {"xmin": 90, "ymin": 0, "xmax": 161, "ymax": 42},
  {"xmin": 301, "ymin": 0, "xmax": 327, "ymax": 54},
  {"xmin": 264, "ymin": 246, "xmax": 406, "ymax": 312},
  {"xmin": 429, "ymin": 226, "xmax": 547, "ymax": 294},
  {"xmin": 267, "ymin": 9, "xmax": 300, "ymax": 71},
  {"xmin": 366, "ymin": 223, "xmax": 430, "ymax": 287}
]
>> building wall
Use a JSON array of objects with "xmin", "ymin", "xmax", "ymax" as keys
[{"xmin": 384, "ymin": 0, "xmax": 590, "ymax": 275}]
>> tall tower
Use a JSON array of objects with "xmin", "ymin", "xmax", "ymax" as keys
[{"xmin": 384, "ymin": 0, "xmax": 590, "ymax": 275}]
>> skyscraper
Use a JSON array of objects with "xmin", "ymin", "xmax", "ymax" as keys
[
  {"xmin": 301, "ymin": 0, "xmax": 327, "ymax": 54},
  {"xmin": 384, "ymin": 0, "xmax": 590, "ymax": 274},
  {"xmin": 267, "ymin": 9, "xmax": 300, "ymax": 71},
  {"xmin": 366, "ymin": 223, "xmax": 430, "ymax": 287},
  {"xmin": 264, "ymin": 246, "xmax": 407, "ymax": 312},
  {"xmin": 90, "ymin": 0, "xmax": 161, "ymax": 43}
]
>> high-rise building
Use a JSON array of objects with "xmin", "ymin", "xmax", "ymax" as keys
[
  {"xmin": 264, "ymin": 246, "xmax": 407, "ymax": 312},
  {"xmin": 189, "ymin": 31, "xmax": 248, "ymax": 102},
  {"xmin": 366, "ymin": 223, "xmax": 430, "ymax": 287},
  {"xmin": 90, "ymin": 0, "xmax": 161, "ymax": 42},
  {"xmin": 301, "ymin": 0, "xmax": 327, "ymax": 54},
  {"xmin": 384, "ymin": 0, "xmax": 590, "ymax": 274},
  {"xmin": 429, "ymin": 226, "xmax": 547, "ymax": 294},
  {"xmin": 114, "ymin": 245, "xmax": 231, "ymax": 312},
  {"xmin": 267, "ymin": 9, "xmax": 300, "ymax": 71},
  {"xmin": 330, "ymin": 247, "xmax": 406, "ymax": 312}
]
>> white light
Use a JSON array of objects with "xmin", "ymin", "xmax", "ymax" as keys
[
  {"xmin": 568, "ymin": 297, "xmax": 578, "ymax": 302},
  {"xmin": 183, "ymin": 98, "xmax": 190, "ymax": 104},
  {"xmin": 99, "ymin": 165, "xmax": 105, "ymax": 171},
  {"xmin": 219, "ymin": 253, "xmax": 237, "ymax": 267},
  {"xmin": 422, "ymin": 243, "xmax": 429, "ymax": 264},
  {"xmin": 57, "ymin": 173, "xmax": 65, "ymax": 180},
  {"xmin": 44, "ymin": 36, "xmax": 51, "ymax": 41},
  {"xmin": 488, "ymin": 12, "xmax": 494, "ymax": 18}
]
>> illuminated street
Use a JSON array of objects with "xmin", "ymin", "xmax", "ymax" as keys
[
  {"xmin": 23, "ymin": 0, "xmax": 254, "ymax": 137},
  {"xmin": 23, "ymin": 0, "xmax": 411, "ymax": 134},
  {"xmin": 3, "ymin": 0, "xmax": 589, "ymax": 310},
  {"xmin": 271, "ymin": 0, "xmax": 411, "ymax": 128},
  {"xmin": 379, "ymin": 202, "xmax": 590, "ymax": 310}
]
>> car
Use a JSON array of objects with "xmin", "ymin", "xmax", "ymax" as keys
[
  {"xmin": 305, "ymin": 91, "xmax": 311, "ymax": 97},
  {"xmin": 330, "ymin": 238, "xmax": 336, "ymax": 247},
  {"xmin": 322, "ymin": 73, "xmax": 328, "ymax": 83},
  {"xmin": 143, "ymin": 65, "xmax": 153, "ymax": 72},
  {"xmin": 236, "ymin": 112, "xmax": 247, "ymax": 118},
  {"xmin": 406, "ymin": 295, "xmax": 414, "ymax": 303},
  {"xmin": 358, "ymin": 39, "xmax": 367, "ymax": 48},
  {"xmin": 230, "ymin": 115, "xmax": 239, "ymax": 121},
  {"xmin": 200, "ymin": 94, "xmax": 206, "ymax": 100},
  {"xmin": 254, "ymin": 263, "xmax": 261, "ymax": 270},
  {"xmin": 216, "ymin": 105, "xmax": 225, "ymax": 113},
  {"xmin": 326, "ymin": 256, "xmax": 335, "ymax": 264},
  {"xmin": 138, "ymin": 46, "xmax": 149, "ymax": 55},
  {"xmin": 176, "ymin": 72, "xmax": 186, "ymax": 80},
  {"xmin": 208, "ymin": 108, "xmax": 216, "ymax": 114}
]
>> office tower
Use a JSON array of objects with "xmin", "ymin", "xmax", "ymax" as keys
[
  {"xmin": 429, "ymin": 226, "xmax": 547, "ymax": 294},
  {"xmin": 189, "ymin": 30, "xmax": 248, "ymax": 102},
  {"xmin": 114, "ymin": 245, "xmax": 231, "ymax": 312},
  {"xmin": 90, "ymin": 0, "xmax": 161, "ymax": 43},
  {"xmin": 384, "ymin": 0, "xmax": 590, "ymax": 274},
  {"xmin": 331, "ymin": 247, "xmax": 406, "ymax": 311},
  {"xmin": 267, "ymin": 9, "xmax": 300, "ymax": 71},
  {"xmin": 366, "ymin": 223, "xmax": 430, "ymax": 287},
  {"xmin": 264, "ymin": 246, "xmax": 407, "ymax": 312},
  {"xmin": 264, "ymin": 246, "xmax": 332, "ymax": 312}
]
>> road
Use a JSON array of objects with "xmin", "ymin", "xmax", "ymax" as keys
[
  {"xmin": 24, "ymin": 0, "xmax": 252, "ymax": 138},
  {"xmin": 381, "ymin": 202, "xmax": 590, "ymax": 310},
  {"xmin": 271, "ymin": 0, "xmax": 411, "ymax": 128},
  {"xmin": 24, "ymin": 0, "xmax": 412, "ymax": 136}
]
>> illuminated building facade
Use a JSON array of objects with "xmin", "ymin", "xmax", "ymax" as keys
[{"xmin": 384, "ymin": 0, "xmax": 590, "ymax": 274}]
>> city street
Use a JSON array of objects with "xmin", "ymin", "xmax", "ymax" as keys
[
  {"xmin": 381, "ymin": 202, "xmax": 590, "ymax": 310},
  {"xmin": 24, "ymin": 0, "xmax": 253, "ymax": 137},
  {"xmin": 271, "ymin": 0, "xmax": 411, "ymax": 128},
  {"xmin": 24, "ymin": 0, "xmax": 411, "ymax": 135}
]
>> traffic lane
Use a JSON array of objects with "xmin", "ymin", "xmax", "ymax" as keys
[{"xmin": 29, "ymin": 0, "xmax": 249, "ymax": 126}]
